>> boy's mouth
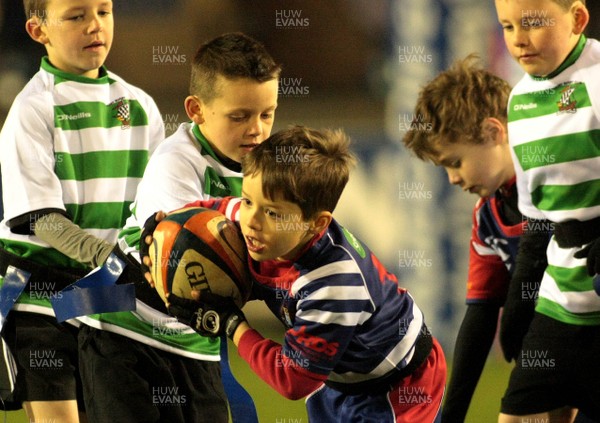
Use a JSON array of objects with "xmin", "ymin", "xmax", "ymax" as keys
[
  {"xmin": 240, "ymin": 143, "xmax": 259, "ymax": 151},
  {"xmin": 84, "ymin": 41, "xmax": 104, "ymax": 50},
  {"xmin": 245, "ymin": 235, "xmax": 265, "ymax": 253}
]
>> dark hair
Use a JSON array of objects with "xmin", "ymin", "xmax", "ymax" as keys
[
  {"xmin": 189, "ymin": 32, "xmax": 281, "ymax": 103},
  {"xmin": 242, "ymin": 126, "xmax": 356, "ymax": 219}
]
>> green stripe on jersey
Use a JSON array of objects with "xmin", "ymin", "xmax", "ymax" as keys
[
  {"xmin": 545, "ymin": 265, "xmax": 594, "ymax": 292},
  {"xmin": 65, "ymin": 201, "xmax": 133, "ymax": 230},
  {"xmin": 531, "ymin": 179, "xmax": 600, "ymax": 211},
  {"xmin": 0, "ymin": 239, "xmax": 86, "ymax": 270},
  {"xmin": 508, "ymin": 82, "xmax": 591, "ymax": 122},
  {"xmin": 54, "ymin": 100, "xmax": 149, "ymax": 130},
  {"xmin": 55, "ymin": 150, "xmax": 148, "ymax": 180},
  {"xmin": 203, "ymin": 167, "xmax": 242, "ymax": 197},
  {"xmin": 537, "ymin": 296, "xmax": 600, "ymax": 326},
  {"xmin": 514, "ymin": 130, "xmax": 600, "ymax": 170}
]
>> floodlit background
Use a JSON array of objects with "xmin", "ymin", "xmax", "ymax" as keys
[{"xmin": 1, "ymin": 1, "xmax": 599, "ymax": 422}]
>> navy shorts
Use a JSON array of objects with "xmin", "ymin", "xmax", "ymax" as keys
[
  {"xmin": 2, "ymin": 311, "xmax": 84, "ymax": 405},
  {"xmin": 501, "ymin": 312, "xmax": 600, "ymax": 419},
  {"xmin": 78, "ymin": 325, "xmax": 228, "ymax": 423}
]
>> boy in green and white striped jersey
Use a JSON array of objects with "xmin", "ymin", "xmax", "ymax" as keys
[
  {"xmin": 0, "ymin": 0, "xmax": 163, "ymax": 422},
  {"xmin": 75, "ymin": 33, "xmax": 280, "ymax": 423},
  {"xmin": 495, "ymin": 0, "xmax": 600, "ymax": 422}
]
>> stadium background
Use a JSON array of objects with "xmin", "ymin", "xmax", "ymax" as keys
[{"xmin": 1, "ymin": 1, "xmax": 598, "ymax": 421}]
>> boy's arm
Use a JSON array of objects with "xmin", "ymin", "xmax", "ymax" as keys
[
  {"xmin": 32, "ymin": 212, "xmax": 114, "ymax": 268},
  {"xmin": 499, "ymin": 217, "xmax": 549, "ymax": 362},
  {"xmin": 166, "ymin": 293, "xmax": 327, "ymax": 400},
  {"xmin": 234, "ymin": 324, "xmax": 327, "ymax": 400},
  {"xmin": 442, "ymin": 303, "xmax": 500, "ymax": 422}
]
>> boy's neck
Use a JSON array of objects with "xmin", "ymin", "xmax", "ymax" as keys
[
  {"xmin": 192, "ymin": 125, "xmax": 242, "ymax": 172},
  {"xmin": 41, "ymin": 57, "xmax": 107, "ymax": 81}
]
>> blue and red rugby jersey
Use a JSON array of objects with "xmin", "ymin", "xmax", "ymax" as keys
[
  {"xmin": 187, "ymin": 196, "xmax": 433, "ymax": 399},
  {"xmin": 466, "ymin": 179, "xmax": 524, "ymax": 305}
]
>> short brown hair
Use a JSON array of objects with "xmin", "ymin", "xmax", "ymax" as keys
[
  {"xmin": 242, "ymin": 126, "xmax": 356, "ymax": 219},
  {"xmin": 189, "ymin": 32, "xmax": 281, "ymax": 103},
  {"xmin": 23, "ymin": 0, "xmax": 47, "ymax": 20},
  {"xmin": 551, "ymin": 0, "xmax": 585, "ymax": 10},
  {"xmin": 402, "ymin": 54, "xmax": 511, "ymax": 161}
]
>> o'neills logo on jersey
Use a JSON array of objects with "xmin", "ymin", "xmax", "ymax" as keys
[
  {"xmin": 557, "ymin": 84, "xmax": 577, "ymax": 114},
  {"xmin": 513, "ymin": 103, "xmax": 537, "ymax": 111},
  {"xmin": 111, "ymin": 97, "xmax": 131, "ymax": 129},
  {"xmin": 57, "ymin": 112, "xmax": 91, "ymax": 121}
]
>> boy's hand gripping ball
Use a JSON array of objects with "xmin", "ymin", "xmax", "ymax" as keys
[{"xmin": 147, "ymin": 207, "xmax": 252, "ymax": 308}]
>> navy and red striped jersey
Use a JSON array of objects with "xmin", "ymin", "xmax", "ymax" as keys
[
  {"xmin": 466, "ymin": 181, "xmax": 524, "ymax": 305},
  {"xmin": 187, "ymin": 196, "xmax": 431, "ymax": 399}
]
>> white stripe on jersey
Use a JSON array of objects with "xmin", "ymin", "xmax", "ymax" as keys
[
  {"xmin": 298, "ymin": 308, "xmax": 371, "ymax": 327},
  {"xmin": 509, "ymin": 106, "xmax": 598, "ymax": 146},
  {"xmin": 539, "ymin": 273, "xmax": 600, "ymax": 314},
  {"xmin": 54, "ymin": 126, "xmax": 154, "ymax": 154},
  {"xmin": 61, "ymin": 177, "xmax": 140, "ymax": 204},
  {"xmin": 292, "ymin": 260, "xmax": 361, "ymax": 295},
  {"xmin": 472, "ymin": 240, "xmax": 496, "ymax": 256},
  {"xmin": 327, "ymin": 301, "xmax": 424, "ymax": 383}
]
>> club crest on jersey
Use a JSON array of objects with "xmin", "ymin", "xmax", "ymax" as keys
[
  {"xmin": 111, "ymin": 97, "xmax": 131, "ymax": 129},
  {"xmin": 557, "ymin": 84, "xmax": 577, "ymax": 114}
]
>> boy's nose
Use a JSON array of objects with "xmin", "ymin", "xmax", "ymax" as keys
[
  {"xmin": 246, "ymin": 116, "xmax": 264, "ymax": 138},
  {"xmin": 512, "ymin": 27, "xmax": 529, "ymax": 47},
  {"xmin": 88, "ymin": 14, "xmax": 103, "ymax": 33},
  {"xmin": 446, "ymin": 169, "xmax": 462, "ymax": 185}
]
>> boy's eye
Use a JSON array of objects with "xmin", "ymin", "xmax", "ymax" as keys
[
  {"xmin": 241, "ymin": 198, "xmax": 252, "ymax": 207},
  {"xmin": 450, "ymin": 160, "xmax": 461, "ymax": 168},
  {"xmin": 230, "ymin": 115, "xmax": 246, "ymax": 122},
  {"xmin": 501, "ymin": 24, "xmax": 513, "ymax": 31},
  {"xmin": 261, "ymin": 113, "xmax": 273, "ymax": 120},
  {"xmin": 265, "ymin": 209, "xmax": 279, "ymax": 219}
]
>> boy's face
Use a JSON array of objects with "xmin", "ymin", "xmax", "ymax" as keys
[
  {"xmin": 495, "ymin": 0, "xmax": 585, "ymax": 77},
  {"xmin": 240, "ymin": 172, "xmax": 316, "ymax": 262},
  {"xmin": 194, "ymin": 76, "xmax": 278, "ymax": 164},
  {"xmin": 28, "ymin": 0, "xmax": 113, "ymax": 78},
  {"xmin": 433, "ymin": 133, "xmax": 514, "ymax": 198}
]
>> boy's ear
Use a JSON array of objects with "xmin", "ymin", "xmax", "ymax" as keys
[
  {"xmin": 25, "ymin": 17, "xmax": 49, "ymax": 45},
  {"xmin": 184, "ymin": 95, "xmax": 205, "ymax": 125},
  {"xmin": 311, "ymin": 211, "xmax": 333, "ymax": 234},
  {"xmin": 481, "ymin": 117, "xmax": 507, "ymax": 145},
  {"xmin": 571, "ymin": 1, "xmax": 589, "ymax": 35}
]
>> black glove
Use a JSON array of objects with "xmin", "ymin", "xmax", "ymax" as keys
[
  {"xmin": 499, "ymin": 223, "xmax": 549, "ymax": 362},
  {"xmin": 574, "ymin": 237, "xmax": 600, "ymax": 295},
  {"xmin": 110, "ymin": 244, "xmax": 144, "ymax": 285},
  {"xmin": 574, "ymin": 237, "xmax": 600, "ymax": 276},
  {"xmin": 138, "ymin": 212, "xmax": 163, "ymax": 280},
  {"xmin": 167, "ymin": 292, "xmax": 246, "ymax": 340},
  {"xmin": 110, "ymin": 244, "xmax": 168, "ymax": 313}
]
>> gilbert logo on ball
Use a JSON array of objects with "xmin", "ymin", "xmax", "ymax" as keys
[{"xmin": 149, "ymin": 207, "xmax": 252, "ymax": 307}]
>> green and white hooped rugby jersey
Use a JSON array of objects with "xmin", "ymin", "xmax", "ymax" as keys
[
  {"xmin": 0, "ymin": 57, "xmax": 164, "ymax": 316},
  {"xmin": 508, "ymin": 36, "xmax": 600, "ymax": 326},
  {"xmin": 77, "ymin": 122, "xmax": 243, "ymax": 360}
]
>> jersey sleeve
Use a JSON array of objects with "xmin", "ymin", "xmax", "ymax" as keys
[
  {"xmin": 0, "ymin": 91, "xmax": 66, "ymax": 221},
  {"xmin": 184, "ymin": 197, "xmax": 242, "ymax": 222},
  {"xmin": 132, "ymin": 148, "xmax": 208, "ymax": 227},
  {"xmin": 466, "ymin": 199, "xmax": 510, "ymax": 304},
  {"xmin": 237, "ymin": 329, "xmax": 327, "ymax": 400}
]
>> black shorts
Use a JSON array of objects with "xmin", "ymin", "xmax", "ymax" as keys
[
  {"xmin": 78, "ymin": 325, "xmax": 228, "ymax": 423},
  {"xmin": 501, "ymin": 312, "xmax": 600, "ymax": 419},
  {"xmin": 1, "ymin": 311, "xmax": 84, "ymax": 405}
]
